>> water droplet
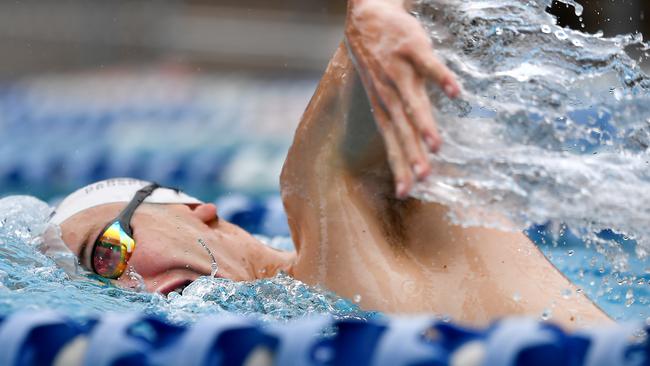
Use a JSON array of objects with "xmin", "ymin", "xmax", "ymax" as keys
[
  {"xmin": 540, "ymin": 308, "xmax": 553, "ymax": 321},
  {"xmin": 626, "ymin": 289, "xmax": 635, "ymax": 307},
  {"xmin": 613, "ymin": 88, "xmax": 623, "ymax": 101},
  {"xmin": 541, "ymin": 25, "xmax": 552, "ymax": 34},
  {"xmin": 402, "ymin": 280, "xmax": 418, "ymax": 295},
  {"xmin": 125, "ymin": 267, "xmax": 146, "ymax": 292},
  {"xmin": 353, "ymin": 294, "xmax": 362, "ymax": 303},
  {"xmin": 561, "ymin": 288, "xmax": 572, "ymax": 299},
  {"xmin": 638, "ymin": 278, "xmax": 646, "ymax": 285},
  {"xmin": 197, "ymin": 238, "xmax": 219, "ymax": 278},
  {"xmin": 512, "ymin": 292, "xmax": 522, "ymax": 302},
  {"xmin": 567, "ymin": 249, "xmax": 574, "ymax": 256},
  {"xmin": 573, "ymin": 4, "xmax": 583, "ymax": 16},
  {"xmin": 618, "ymin": 278, "xmax": 626, "ymax": 286},
  {"xmin": 554, "ymin": 30, "xmax": 568, "ymax": 40}
]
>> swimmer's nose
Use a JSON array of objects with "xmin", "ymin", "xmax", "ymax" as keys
[{"xmin": 191, "ymin": 203, "xmax": 219, "ymax": 224}]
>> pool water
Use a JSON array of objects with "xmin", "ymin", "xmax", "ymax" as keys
[
  {"xmin": 531, "ymin": 225, "xmax": 650, "ymax": 322},
  {"xmin": 1, "ymin": 0, "xmax": 649, "ymax": 329}
]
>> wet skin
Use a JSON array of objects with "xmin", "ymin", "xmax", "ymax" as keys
[
  {"xmin": 280, "ymin": 43, "xmax": 612, "ymax": 328},
  {"xmin": 60, "ymin": 203, "xmax": 294, "ymax": 295}
]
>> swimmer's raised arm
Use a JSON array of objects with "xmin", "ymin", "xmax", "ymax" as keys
[
  {"xmin": 281, "ymin": 12, "xmax": 611, "ymax": 325},
  {"xmin": 345, "ymin": 0, "xmax": 460, "ymax": 197}
]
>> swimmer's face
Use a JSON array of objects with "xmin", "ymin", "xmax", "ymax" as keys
[{"xmin": 59, "ymin": 203, "xmax": 294, "ymax": 294}]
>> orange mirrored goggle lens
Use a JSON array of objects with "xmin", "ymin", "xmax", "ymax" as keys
[{"xmin": 92, "ymin": 221, "xmax": 135, "ymax": 279}]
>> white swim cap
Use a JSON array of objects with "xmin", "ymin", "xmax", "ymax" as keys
[{"xmin": 49, "ymin": 178, "xmax": 203, "ymax": 225}]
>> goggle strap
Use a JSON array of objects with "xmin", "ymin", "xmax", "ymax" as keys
[{"xmin": 116, "ymin": 183, "xmax": 161, "ymax": 236}]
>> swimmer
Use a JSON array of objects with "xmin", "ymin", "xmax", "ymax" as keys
[{"xmin": 52, "ymin": 0, "xmax": 612, "ymax": 328}]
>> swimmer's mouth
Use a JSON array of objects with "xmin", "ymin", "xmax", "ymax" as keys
[
  {"xmin": 158, "ymin": 279, "xmax": 193, "ymax": 296},
  {"xmin": 173, "ymin": 281, "xmax": 191, "ymax": 294}
]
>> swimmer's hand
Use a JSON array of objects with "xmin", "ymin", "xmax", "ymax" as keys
[{"xmin": 345, "ymin": 0, "xmax": 460, "ymax": 198}]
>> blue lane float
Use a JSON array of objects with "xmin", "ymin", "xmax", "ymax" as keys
[{"xmin": 0, "ymin": 311, "xmax": 647, "ymax": 366}]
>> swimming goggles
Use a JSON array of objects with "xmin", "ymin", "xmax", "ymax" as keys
[{"xmin": 90, "ymin": 183, "xmax": 163, "ymax": 279}]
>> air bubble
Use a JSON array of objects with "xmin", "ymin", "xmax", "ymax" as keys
[{"xmin": 540, "ymin": 25, "xmax": 551, "ymax": 34}]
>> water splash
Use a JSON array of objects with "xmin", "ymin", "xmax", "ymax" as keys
[
  {"xmin": 197, "ymin": 238, "xmax": 219, "ymax": 278},
  {"xmin": 412, "ymin": 0, "xmax": 650, "ymax": 267}
]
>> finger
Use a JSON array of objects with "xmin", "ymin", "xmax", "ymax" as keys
[
  {"xmin": 373, "ymin": 79, "xmax": 431, "ymax": 182},
  {"xmin": 389, "ymin": 61, "xmax": 442, "ymax": 153},
  {"xmin": 407, "ymin": 82, "xmax": 442, "ymax": 154},
  {"xmin": 375, "ymin": 110, "xmax": 415, "ymax": 197},
  {"xmin": 349, "ymin": 43, "xmax": 418, "ymax": 196},
  {"xmin": 402, "ymin": 44, "xmax": 460, "ymax": 98},
  {"xmin": 365, "ymin": 84, "xmax": 415, "ymax": 198}
]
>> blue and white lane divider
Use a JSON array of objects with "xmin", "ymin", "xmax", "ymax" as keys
[{"xmin": 0, "ymin": 311, "xmax": 647, "ymax": 366}]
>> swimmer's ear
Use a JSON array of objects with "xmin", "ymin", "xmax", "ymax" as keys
[{"xmin": 189, "ymin": 203, "xmax": 218, "ymax": 224}]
